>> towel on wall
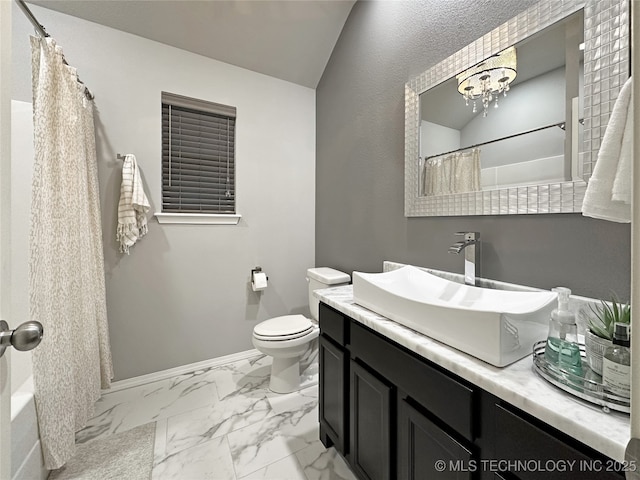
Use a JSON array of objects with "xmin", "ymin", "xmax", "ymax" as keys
[
  {"xmin": 582, "ymin": 76, "xmax": 633, "ymax": 223},
  {"xmin": 117, "ymin": 154, "xmax": 150, "ymax": 254}
]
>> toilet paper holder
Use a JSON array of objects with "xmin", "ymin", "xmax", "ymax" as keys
[{"xmin": 251, "ymin": 266, "xmax": 269, "ymax": 282}]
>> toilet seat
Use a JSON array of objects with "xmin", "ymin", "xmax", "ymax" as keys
[{"xmin": 253, "ymin": 315, "xmax": 314, "ymax": 341}]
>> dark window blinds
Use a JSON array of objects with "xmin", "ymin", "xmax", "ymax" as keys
[{"xmin": 161, "ymin": 92, "xmax": 236, "ymax": 214}]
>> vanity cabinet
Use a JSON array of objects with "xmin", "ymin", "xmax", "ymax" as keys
[
  {"xmin": 320, "ymin": 303, "xmax": 478, "ymax": 479},
  {"xmin": 319, "ymin": 302, "xmax": 625, "ymax": 480}
]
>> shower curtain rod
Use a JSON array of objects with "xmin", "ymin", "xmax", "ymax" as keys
[
  {"xmin": 423, "ymin": 119, "xmax": 584, "ymax": 161},
  {"xmin": 15, "ymin": 0, "xmax": 95, "ymax": 100},
  {"xmin": 16, "ymin": 0, "xmax": 48, "ymax": 37}
]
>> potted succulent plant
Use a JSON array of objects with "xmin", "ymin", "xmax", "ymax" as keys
[{"xmin": 584, "ymin": 294, "xmax": 631, "ymax": 375}]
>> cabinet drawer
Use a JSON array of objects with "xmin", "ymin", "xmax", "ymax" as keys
[
  {"xmin": 319, "ymin": 303, "xmax": 349, "ymax": 346},
  {"xmin": 494, "ymin": 404, "xmax": 623, "ymax": 480},
  {"xmin": 350, "ymin": 321, "xmax": 475, "ymax": 441}
]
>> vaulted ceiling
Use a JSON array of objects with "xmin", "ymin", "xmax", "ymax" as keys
[{"xmin": 27, "ymin": 0, "xmax": 356, "ymax": 88}]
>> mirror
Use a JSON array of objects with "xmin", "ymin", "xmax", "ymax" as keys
[
  {"xmin": 420, "ymin": 12, "xmax": 583, "ymax": 196},
  {"xmin": 405, "ymin": 0, "xmax": 629, "ymax": 216}
]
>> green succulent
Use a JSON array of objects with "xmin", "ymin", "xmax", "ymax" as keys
[{"xmin": 588, "ymin": 294, "xmax": 631, "ymax": 341}]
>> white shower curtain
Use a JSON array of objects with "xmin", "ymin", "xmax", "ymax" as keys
[
  {"xmin": 30, "ymin": 36, "xmax": 113, "ymax": 469},
  {"xmin": 423, "ymin": 148, "xmax": 481, "ymax": 196}
]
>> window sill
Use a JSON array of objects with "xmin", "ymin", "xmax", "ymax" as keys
[{"xmin": 154, "ymin": 212, "xmax": 242, "ymax": 225}]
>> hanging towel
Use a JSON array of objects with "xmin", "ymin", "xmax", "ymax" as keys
[
  {"xmin": 117, "ymin": 154, "xmax": 150, "ymax": 254},
  {"xmin": 582, "ymin": 77, "xmax": 633, "ymax": 223},
  {"xmin": 612, "ymin": 83, "xmax": 634, "ymax": 204}
]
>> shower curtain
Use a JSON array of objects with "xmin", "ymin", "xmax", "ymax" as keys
[
  {"xmin": 423, "ymin": 148, "xmax": 481, "ymax": 196},
  {"xmin": 29, "ymin": 36, "xmax": 113, "ymax": 469}
]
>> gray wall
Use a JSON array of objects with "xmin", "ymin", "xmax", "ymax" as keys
[
  {"xmin": 12, "ymin": 5, "xmax": 316, "ymax": 381},
  {"xmin": 316, "ymin": 0, "xmax": 630, "ymax": 300}
]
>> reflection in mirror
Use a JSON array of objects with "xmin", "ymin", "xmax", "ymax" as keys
[
  {"xmin": 419, "ymin": 11, "xmax": 584, "ymax": 197},
  {"xmin": 405, "ymin": 0, "xmax": 629, "ymax": 217}
]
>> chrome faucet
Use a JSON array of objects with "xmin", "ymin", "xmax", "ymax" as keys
[{"xmin": 448, "ymin": 232, "xmax": 480, "ymax": 286}]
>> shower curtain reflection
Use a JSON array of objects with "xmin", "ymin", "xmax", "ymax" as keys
[
  {"xmin": 29, "ymin": 35, "xmax": 113, "ymax": 470},
  {"xmin": 422, "ymin": 148, "xmax": 481, "ymax": 196}
]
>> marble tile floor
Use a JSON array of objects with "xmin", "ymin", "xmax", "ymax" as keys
[{"xmin": 75, "ymin": 353, "xmax": 357, "ymax": 480}]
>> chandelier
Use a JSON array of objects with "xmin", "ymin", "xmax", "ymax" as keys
[{"xmin": 456, "ymin": 47, "xmax": 517, "ymax": 117}]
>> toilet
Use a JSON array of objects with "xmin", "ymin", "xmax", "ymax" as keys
[{"xmin": 252, "ymin": 267, "xmax": 351, "ymax": 393}]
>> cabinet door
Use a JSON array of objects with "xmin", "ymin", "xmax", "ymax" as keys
[
  {"xmin": 319, "ymin": 335, "xmax": 347, "ymax": 453},
  {"xmin": 350, "ymin": 359, "xmax": 394, "ymax": 480},
  {"xmin": 398, "ymin": 397, "xmax": 474, "ymax": 480}
]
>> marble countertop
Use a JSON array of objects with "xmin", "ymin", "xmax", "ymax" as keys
[{"xmin": 315, "ymin": 285, "xmax": 631, "ymax": 463}]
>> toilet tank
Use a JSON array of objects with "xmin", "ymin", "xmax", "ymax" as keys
[{"xmin": 306, "ymin": 267, "xmax": 351, "ymax": 321}]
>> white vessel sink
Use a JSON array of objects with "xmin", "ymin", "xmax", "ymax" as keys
[{"xmin": 352, "ymin": 265, "xmax": 557, "ymax": 367}]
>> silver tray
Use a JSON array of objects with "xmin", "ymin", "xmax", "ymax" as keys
[{"xmin": 532, "ymin": 340, "xmax": 630, "ymax": 414}]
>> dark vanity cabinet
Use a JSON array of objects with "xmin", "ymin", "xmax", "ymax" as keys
[
  {"xmin": 319, "ymin": 303, "xmax": 477, "ymax": 479},
  {"xmin": 319, "ymin": 304, "xmax": 349, "ymax": 452},
  {"xmin": 318, "ymin": 302, "xmax": 625, "ymax": 480}
]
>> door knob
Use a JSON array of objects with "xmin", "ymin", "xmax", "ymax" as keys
[{"xmin": 0, "ymin": 320, "xmax": 43, "ymax": 358}]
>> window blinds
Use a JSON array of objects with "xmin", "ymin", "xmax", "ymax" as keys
[{"xmin": 161, "ymin": 92, "xmax": 236, "ymax": 214}]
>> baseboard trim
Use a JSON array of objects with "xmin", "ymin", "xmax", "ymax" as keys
[{"xmin": 104, "ymin": 349, "xmax": 262, "ymax": 393}]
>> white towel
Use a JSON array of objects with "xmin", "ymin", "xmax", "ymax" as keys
[
  {"xmin": 612, "ymin": 83, "xmax": 634, "ymax": 204},
  {"xmin": 117, "ymin": 154, "xmax": 150, "ymax": 254},
  {"xmin": 582, "ymin": 77, "xmax": 633, "ymax": 223}
]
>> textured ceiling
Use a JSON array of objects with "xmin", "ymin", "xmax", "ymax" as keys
[
  {"xmin": 26, "ymin": 0, "xmax": 356, "ymax": 88},
  {"xmin": 420, "ymin": 16, "xmax": 575, "ymax": 130}
]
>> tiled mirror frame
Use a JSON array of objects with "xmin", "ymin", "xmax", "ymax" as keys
[{"xmin": 405, "ymin": 0, "xmax": 630, "ymax": 217}]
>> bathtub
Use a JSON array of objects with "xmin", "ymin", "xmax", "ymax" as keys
[
  {"xmin": 11, "ymin": 377, "xmax": 47, "ymax": 480},
  {"xmin": 10, "ymin": 101, "xmax": 47, "ymax": 480}
]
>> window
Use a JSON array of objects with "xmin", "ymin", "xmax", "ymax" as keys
[{"xmin": 161, "ymin": 92, "xmax": 237, "ymax": 218}]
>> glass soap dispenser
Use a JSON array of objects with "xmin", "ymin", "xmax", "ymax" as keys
[
  {"xmin": 602, "ymin": 322, "xmax": 631, "ymax": 398},
  {"xmin": 544, "ymin": 287, "xmax": 583, "ymax": 376}
]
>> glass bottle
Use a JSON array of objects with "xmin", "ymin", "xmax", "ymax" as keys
[{"xmin": 602, "ymin": 322, "xmax": 631, "ymax": 398}]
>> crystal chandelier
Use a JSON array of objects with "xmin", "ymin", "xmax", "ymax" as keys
[{"xmin": 456, "ymin": 47, "xmax": 517, "ymax": 117}]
